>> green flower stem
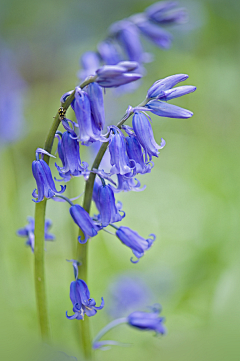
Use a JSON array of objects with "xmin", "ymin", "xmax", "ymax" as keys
[{"xmin": 34, "ymin": 77, "xmax": 96, "ymax": 342}]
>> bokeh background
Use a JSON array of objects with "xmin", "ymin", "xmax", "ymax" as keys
[{"xmin": 1, "ymin": 0, "xmax": 240, "ymax": 360}]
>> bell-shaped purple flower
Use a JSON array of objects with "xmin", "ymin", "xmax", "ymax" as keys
[
  {"xmin": 32, "ymin": 149, "xmax": 66, "ymax": 203},
  {"xmin": 125, "ymin": 132, "xmax": 153, "ymax": 174},
  {"xmin": 132, "ymin": 112, "xmax": 165, "ymax": 160},
  {"xmin": 109, "ymin": 126, "xmax": 134, "ymax": 175},
  {"xmin": 110, "ymin": 174, "xmax": 146, "ymax": 193},
  {"xmin": 132, "ymin": 14, "xmax": 172, "ymax": 49},
  {"xmin": 93, "ymin": 180, "xmax": 125, "ymax": 227},
  {"xmin": 128, "ymin": 307, "xmax": 166, "ymax": 334},
  {"xmin": 55, "ymin": 131, "xmax": 88, "ymax": 182},
  {"xmin": 109, "ymin": 20, "xmax": 144, "ymax": 63},
  {"xmin": 17, "ymin": 217, "xmax": 55, "ymax": 252},
  {"xmin": 146, "ymin": 1, "xmax": 187, "ymax": 25},
  {"xmin": 66, "ymin": 279, "xmax": 104, "ymax": 320},
  {"xmin": 78, "ymin": 51, "xmax": 100, "ymax": 81},
  {"xmin": 84, "ymin": 82, "xmax": 105, "ymax": 131},
  {"xmin": 97, "ymin": 40, "xmax": 122, "ymax": 65},
  {"xmin": 146, "ymin": 100, "xmax": 193, "ymax": 118},
  {"xmin": 69, "ymin": 204, "xmax": 99, "ymax": 244},
  {"xmin": 147, "ymin": 74, "xmax": 194, "ymax": 99},
  {"xmin": 116, "ymin": 226, "xmax": 155, "ymax": 263},
  {"xmin": 95, "ymin": 61, "xmax": 142, "ymax": 88},
  {"xmin": 71, "ymin": 87, "xmax": 107, "ymax": 144}
]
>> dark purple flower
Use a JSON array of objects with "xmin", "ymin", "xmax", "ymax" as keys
[
  {"xmin": 109, "ymin": 20, "xmax": 144, "ymax": 63},
  {"xmin": 84, "ymin": 82, "xmax": 105, "ymax": 131},
  {"xmin": 132, "ymin": 14, "xmax": 172, "ymax": 49},
  {"xmin": 95, "ymin": 61, "xmax": 142, "ymax": 88},
  {"xmin": 17, "ymin": 217, "xmax": 54, "ymax": 252},
  {"xmin": 32, "ymin": 149, "xmax": 66, "ymax": 203},
  {"xmin": 78, "ymin": 51, "xmax": 100, "ymax": 81},
  {"xmin": 97, "ymin": 40, "xmax": 122, "ymax": 65},
  {"xmin": 132, "ymin": 112, "xmax": 165, "ymax": 160},
  {"xmin": 55, "ymin": 131, "xmax": 88, "ymax": 182},
  {"xmin": 116, "ymin": 226, "xmax": 155, "ymax": 263},
  {"xmin": 66, "ymin": 279, "xmax": 104, "ymax": 320},
  {"xmin": 146, "ymin": 1, "xmax": 187, "ymax": 25},
  {"xmin": 69, "ymin": 204, "xmax": 99, "ymax": 244},
  {"xmin": 110, "ymin": 174, "xmax": 146, "ymax": 193},
  {"xmin": 71, "ymin": 87, "xmax": 107, "ymax": 144},
  {"xmin": 128, "ymin": 307, "xmax": 166, "ymax": 334},
  {"xmin": 93, "ymin": 180, "xmax": 125, "ymax": 227},
  {"xmin": 108, "ymin": 126, "xmax": 134, "ymax": 175}
]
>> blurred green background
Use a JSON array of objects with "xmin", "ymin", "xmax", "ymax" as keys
[{"xmin": 1, "ymin": 0, "xmax": 240, "ymax": 360}]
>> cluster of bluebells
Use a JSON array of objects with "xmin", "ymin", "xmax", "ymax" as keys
[
  {"xmin": 79, "ymin": 1, "xmax": 188, "ymax": 84},
  {"xmin": 17, "ymin": 0, "xmax": 196, "ymax": 351}
]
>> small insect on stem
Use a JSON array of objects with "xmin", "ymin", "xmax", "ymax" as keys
[{"xmin": 58, "ymin": 106, "xmax": 66, "ymax": 120}]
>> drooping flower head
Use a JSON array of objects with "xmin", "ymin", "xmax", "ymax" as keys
[
  {"xmin": 69, "ymin": 204, "xmax": 99, "ymax": 244},
  {"xmin": 17, "ymin": 217, "xmax": 55, "ymax": 252},
  {"xmin": 66, "ymin": 278, "xmax": 104, "ymax": 320},
  {"xmin": 123, "ymin": 125, "xmax": 153, "ymax": 174},
  {"xmin": 84, "ymin": 82, "xmax": 105, "ymax": 131},
  {"xmin": 132, "ymin": 111, "xmax": 165, "ymax": 161},
  {"xmin": 145, "ymin": 74, "xmax": 196, "ymax": 118},
  {"xmin": 55, "ymin": 130, "xmax": 88, "ymax": 182},
  {"xmin": 32, "ymin": 148, "xmax": 66, "ymax": 203},
  {"xmin": 116, "ymin": 226, "xmax": 155, "ymax": 263},
  {"xmin": 92, "ymin": 177, "xmax": 125, "ymax": 227},
  {"xmin": 95, "ymin": 61, "xmax": 142, "ymax": 88},
  {"xmin": 71, "ymin": 87, "xmax": 107, "ymax": 144},
  {"xmin": 127, "ymin": 305, "xmax": 166, "ymax": 335},
  {"xmin": 108, "ymin": 126, "xmax": 135, "ymax": 175}
]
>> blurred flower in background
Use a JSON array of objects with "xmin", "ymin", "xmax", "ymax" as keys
[{"xmin": 0, "ymin": 45, "xmax": 27, "ymax": 147}]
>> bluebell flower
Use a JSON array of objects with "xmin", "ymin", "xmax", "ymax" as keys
[
  {"xmin": 32, "ymin": 149, "xmax": 66, "ymax": 203},
  {"xmin": 69, "ymin": 204, "xmax": 99, "ymax": 244},
  {"xmin": 108, "ymin": 126, "xmax": 135, "ymax": 175},
  {"xmin": 132, "ymin": 111, "xmax": 165, "ymax": 160},
  {"xmin": 92, "ymin": 179, "xmax": 125, "ymax": 227},
  {"xmin": 17, "ymin": 216, "xmax": 55, "ymax": 252},
  {"xmin": 95, "ymin": 61, "xmax": 142, "ymax": 88},
  {"xmin": 144, "ymin": 74, "xmax": 196, "ymax": 118},
  {"xmin": 71, "ymin": 87, "xmax": 107, "ymax": 144},
  {"xmin": 66, "ymin": 279, "xmax": 104, "ymax": 320},
  {"xmin": 116, "ymin": 226, "xmax": 155, "ymax": 263},
  {"xmin": 110, "ymin": 174, "xmax": 146, "ymax": 193},
  {"xmin": 131, "ymin": 13, "xmax": 172, "ymax": 49},
  {"xmin": 97, "ymin": 40, "xmax": 122, "ymax": 65},
  {"xmin": 147, "ymin": 74, "xmax": 195, "ymax": 99},
  {"xmin": 109, "ymin": 20, "xmax": 144, "ymax": 63},
  {"xmin": 123, "ymin": 126, "xmax": 153, "ymax": 174},
  {"xmin": 78, "ymin": 51, "xmax": 100, "ymax": 81},
  {"xmin": 55, "ymin": 131, "xmax": 88, "ymax": 182},
  {"xmin": 85, "ymin": 82, "xmax": 105, "ymax": 131},
  {"xmin": 127, "ymin": 307, "xmax": 166, "ymax": 335},
  {"xmin": 146, "ymin": 1, "xmax": 187, "ymax": 25}
]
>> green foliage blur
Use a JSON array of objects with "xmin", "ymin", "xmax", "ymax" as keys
[{"xmin": 1, "ymin": 0, "xmax": 240, "ymax": 360}]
